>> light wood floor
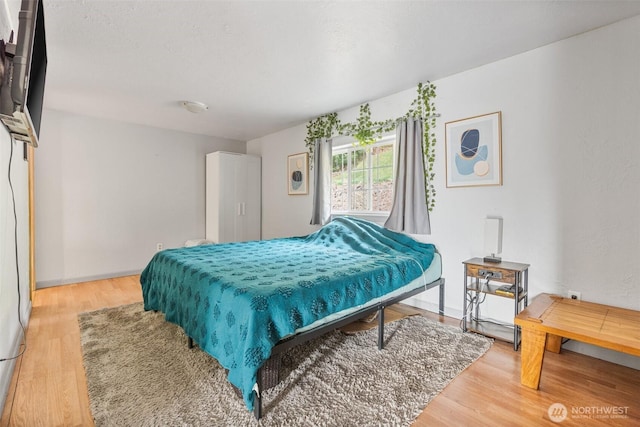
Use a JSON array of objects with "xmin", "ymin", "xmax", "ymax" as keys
[{"xmin": 2, "ymin": 276, "xmax": 638, "ymax": 426}]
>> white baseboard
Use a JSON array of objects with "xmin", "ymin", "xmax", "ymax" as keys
[
  {"xmin": 563, "ymin": 341, "xmax": 640, "ymax": 370},
  {"xmin": 403, "ymin": 296, "xmax": 463, "ymax": 319},
  {"xmin": 0, "ymin": 353, "xmax": 18, "ymax": 418},
  {"xmin": 0, "ymin": 300, "xmax": 31, "ymax": 417},
  {"xmin": 36, "ymin": 270, "xmax": 141, "ymax": 289}
]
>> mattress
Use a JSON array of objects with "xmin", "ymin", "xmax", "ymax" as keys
[{"xmin": 294, "ymin": 252, "xmax": 442, "ymax": 335}]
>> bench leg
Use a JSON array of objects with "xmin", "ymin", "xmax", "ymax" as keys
[
  {"xmin": 545, "ymin": 334, "xmax": 562, "ymax": 353},
  {"xmin": 520, "ymin": 328, "xmax": 547, "ymax": 389}
]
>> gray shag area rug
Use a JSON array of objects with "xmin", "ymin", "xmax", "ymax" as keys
[{"xmin": 78, "ymin": 303, "xmax": 491, "ymax": 426}]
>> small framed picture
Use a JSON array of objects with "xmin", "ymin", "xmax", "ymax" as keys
[
  {"xmin": 445, "ymin": 111, "xmax": 502, "ymax": 188},
  {"xmin": 287, "ymin": 152, "xmax": 309, "ymax": 195}
]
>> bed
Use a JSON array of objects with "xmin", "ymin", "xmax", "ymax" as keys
[{"xmin": 140, "ymin": 217, "xmax": 444, "ymax": 418}]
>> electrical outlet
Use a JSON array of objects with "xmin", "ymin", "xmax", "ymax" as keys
[
  {"xmin": 478, "ymin": 269, "xmax": 503, "ymax": 279},
  {"xmin": 568, "ymin": 290, "xmax": 581, "ymax": 300},
  {"xmin": 156, "ymin": 243, "xmax": 163, "ymax": 252}
]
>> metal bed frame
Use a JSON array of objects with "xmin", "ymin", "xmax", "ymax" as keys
[{"xmin": 187, "ymin": 277, "xmax": 445, "ymax": 420}]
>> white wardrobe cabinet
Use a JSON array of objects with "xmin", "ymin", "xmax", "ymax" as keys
[{"xmin": 205, "ymin": 152, "xmax": 261, "ymax": 243}]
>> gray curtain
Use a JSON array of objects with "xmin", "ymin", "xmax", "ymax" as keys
[
  {"xmin": 310, "ymin": 138, "xmax": 333, "ymax": 225},
  {"xmin": 384, "ymin": 118, "xmax": 431, "ymax": 234}
]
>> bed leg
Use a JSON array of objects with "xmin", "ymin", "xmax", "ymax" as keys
[
  {"xmin": 377, "ymin": 306, "xmax": 385, "ymax": 350},
  {"xmin": 253, "ymin": 368, "xmax": 262, "ymax": 420},
  {"xmin": 438, "ymin": 279, "xmax": 445, "ymax": 316},
  {"xmin": 188, "ymin": 337, "xmax": 194, "ymax": 349},
  {"xmin": 253, "ymin": 391, "xmax": 261, "ymax": 420}
]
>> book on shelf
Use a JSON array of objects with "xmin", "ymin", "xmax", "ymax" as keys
[{"xmin": 495, "ymin": 285, "xmax": 523, "ymax": 297}]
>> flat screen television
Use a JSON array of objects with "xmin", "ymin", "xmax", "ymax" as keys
[{"xmin": 0, "ymin": 0, "xmax": 47, "ymax": 147}]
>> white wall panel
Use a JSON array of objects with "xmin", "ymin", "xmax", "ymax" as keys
[
  {"xmin": 0, "ymin": 0, "xmax": 30, "ymax": 413},
  {"xmin": 248, "ymin": 15, "xmax": 640, "ymax": 368},
  {"xmin": 35, "ymin": 110, "xmax": 244, "ymax": 286}
]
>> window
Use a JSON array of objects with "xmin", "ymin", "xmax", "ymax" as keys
[{"xmin": 332, "ymin": 136, "xmax": 394, "ymax": 214}]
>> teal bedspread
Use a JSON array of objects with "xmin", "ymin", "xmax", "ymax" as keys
[{"xmin": 140, "ymin": 217, "xmax": 435, "ymax": 411}]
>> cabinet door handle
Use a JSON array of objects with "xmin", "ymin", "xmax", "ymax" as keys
[
  {"xmin": 242, "ymin": 202, "xmax": 246, "ymax": 216},
  {"xmin": 237, "ymin": 203, "xmax": 242, "ymax": 216}
]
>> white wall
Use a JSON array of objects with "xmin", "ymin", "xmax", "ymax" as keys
[
  {"xmin": 0, "ymin": 0, "xmax": 29, "ymax": 413},
  {"xmin": 247, "ymin": 124, "xmax": 318, "ymax": 239},
  {"xmin": 35, "ymin": 110, "xmax": 245, "ymax": 287},
  {"xmin": 0, "ymin": 128, "xmax": 30, "ymax": 420},
  {"xmin": 248, "ymin": 15, "xmax": 640, "ymax": 369}
]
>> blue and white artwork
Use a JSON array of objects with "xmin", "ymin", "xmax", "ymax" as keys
[
  {"xmin": 288, "ymin": 152, "xmax": 309, "ymax": 195},
  {"xmin": 445, "ymin": 112, "xmax": 502, "ymax": 187}
]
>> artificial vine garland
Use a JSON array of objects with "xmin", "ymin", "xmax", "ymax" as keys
[{"xmin": 304, "ymin": 82, "xmax": 437, "ymax": 211}]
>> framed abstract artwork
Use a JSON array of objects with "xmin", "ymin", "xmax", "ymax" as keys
[
  {"xmin": 287, "ymin": 152, "xmax": 309, "ymax": 195},
  {"xmin": 445, "ymin": 111, "xmax": 502, "ymax": 188}
]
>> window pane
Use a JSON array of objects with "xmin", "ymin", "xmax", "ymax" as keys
[
  {"xmin": 351, "ymin": 148, "xmax": 366, "ymax": 175},
  {"xmin": 350, "ymin": 168, "xmax": 369, "ymax": 211},
  {"xmin": 331, "ymin": 139, "xmax": 394, "ymax": 214},
  {"xmin": 332, "ymin": 152, "xmax": 348, "ymax": 211},
  {"xmin": 350, "ymin": 147, "xmax": 368, "ymax": 210},
  {"xmin": 371, "ymin": 144, "xmax": 394, "ymax": 211}
]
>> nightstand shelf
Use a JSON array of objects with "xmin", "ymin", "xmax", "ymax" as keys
[
  {"xmin": 462, "ymin": 257, "xmax": 530, "ymax": 350},
  {"xmin": 465, "ymin": 282, "xmax": 528, "ymax": 302},
  {"xmin": 465, "ymin": 319, "xmax": 515, "ymax": 343}
]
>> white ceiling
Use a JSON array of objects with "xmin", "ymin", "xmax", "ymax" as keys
[{"xmin": 42, "ymin": 0, "xmax": 640, "ymax": 142}]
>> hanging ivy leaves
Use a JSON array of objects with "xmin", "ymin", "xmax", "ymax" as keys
[
  {"xmin": 338, "ymin": 104, "xmax": 396, "ymax": 146},
  {"xmin": 304, "ymin": 82, "xmax": 437, "ymax": 211},
  {"xmin": 406, "ymin": 82, "xmax": 438, "ymax": 212},
  {"xmin": 304, "ymin": 112, "xmax": 340, "ymax": 163}
]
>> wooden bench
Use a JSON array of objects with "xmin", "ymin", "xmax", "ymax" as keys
[{"xmin": 514, "ymin": 293, "xmax": 640, "ymax": 389}]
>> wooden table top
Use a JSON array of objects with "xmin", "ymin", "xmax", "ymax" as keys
[{"xmin": 515, "ymin": 293, "xmax": 640, "ymax": 357}]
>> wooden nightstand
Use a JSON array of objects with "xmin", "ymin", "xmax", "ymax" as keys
[{"xmin": 462, "ymin": 258, "xmax": 530, "ymax": 350}]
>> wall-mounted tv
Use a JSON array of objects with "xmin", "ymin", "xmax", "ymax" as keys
[{"xmin": 0, "ymin": 0, "xmax": 47, "ymax": 147}]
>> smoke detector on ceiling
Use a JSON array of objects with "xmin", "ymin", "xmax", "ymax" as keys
[{"xmin": 181, "ymin": 101, "xmax": 208, "ymax": 113}]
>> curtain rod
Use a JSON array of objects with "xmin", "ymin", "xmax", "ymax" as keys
[{"xmin": 336, "ymin": 113, "xmax": 441, "ymax": 137}]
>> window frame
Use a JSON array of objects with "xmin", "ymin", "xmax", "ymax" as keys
[{"xmin": 331, "ymin": 134, "xmax": 395, "ymax": 219}]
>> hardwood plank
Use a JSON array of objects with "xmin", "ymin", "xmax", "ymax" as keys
[
  {"xmin": 1, "ymin": 276, "xmax": 142, "ymax": 427},
  {"xmin": 1, "ymin": 277, "xmax": 639, "ymax": 426}
]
